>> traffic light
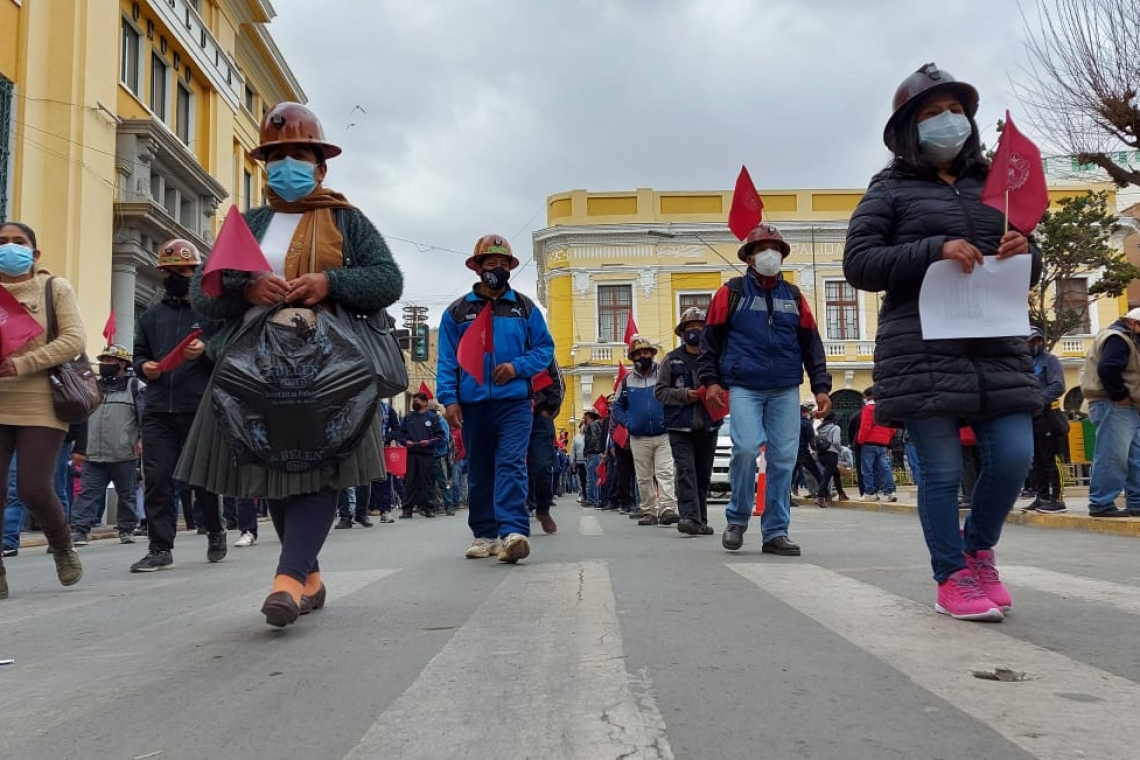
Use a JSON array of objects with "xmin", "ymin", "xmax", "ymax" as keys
[{"xmin": 411, "ymin": 324, "xmax": 430, "ymax": 362}]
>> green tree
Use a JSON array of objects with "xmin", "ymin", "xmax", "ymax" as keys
[{"xmin": 1030, "ymin": 190, "xmax": 1140, "ymax": 349}]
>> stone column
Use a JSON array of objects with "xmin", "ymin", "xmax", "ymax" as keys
[{"xmin": 111, "ymin": 263, "xmax": 138, "ymax": 351}]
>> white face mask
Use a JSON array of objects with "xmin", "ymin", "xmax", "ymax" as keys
[
  {"xmin": 917, "ymin": 110, "xmax": 972, "ymax": 164},
  {"xmin": 751, "ymin": 249, "xmax": 783, "ymax": 277}
]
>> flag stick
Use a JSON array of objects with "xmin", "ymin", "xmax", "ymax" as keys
[{"xmin": 1004, "ymin": 189, "xmax": 1010, "ymax": 235}]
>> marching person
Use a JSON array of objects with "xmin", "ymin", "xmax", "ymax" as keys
[
  {"xmin": 1027, "ymin": 327, "xmax": 1068, "ymax": 513},
  {"xmin": 528, "ymin": 361, "xmax": 565, "ymax": 534},
  {"xmin": 178, "ymin": 102, "xmax": 403, "ymax": 627},
  {"xmin": 437, "ymin": 235, "xmax": 555, "ymax": 562},
  {"xmin": 698, "ymin": 223, "xmax": 833, "ymax": 556},
  {"xmin": 399, "ymin": 391, "xmax": 443, "ymax": 519},
  {"xmin": 656, "ymin": 307, "xmax": 719, "ymax": 535},
  {"xmin": 844, "ymin": 63, "xmax": 1040, "ymax": 621},
  {"xmin": 0, "ymin": 221, "xmax": 85, "ymax": 598},
  {"xmin": 69, "ymin": 345, "xmax": 143, "ymax": 545}
]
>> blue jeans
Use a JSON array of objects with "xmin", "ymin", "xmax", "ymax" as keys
[
  {"xmin": 860, "ymin": 444, "xmax": 896, "ymax": 495},
  {"xmin": 905, "ymin": 441, "xmax": 920, "ymax": 487},
  {"xmin": 3, "ymin": 457, "xmax": 24, "ymax": 551},
  {"xmin": 907, "ymin": 413, "xmax": 1032, "ymax": 582},
  {"xmin": 1087, "ymin": 400, "xmax": 1140, "ymax": 512},
  {"xmin": 448, "ymin": 460, "xmax": 468, "ymax": 506},
  {"xmin": 55, "ymin": 441, "xmax": 73, "ymax": 522},
  {"xmin": 726, "ymin": 386, "xmax": 800, "ymax": 542},
  {"xmin": 585, "ymin": 453, "xmax": 602, "ymax": 505},
  {"xmin": 462, "ymin": 399, "xmax": 533, "ymax": 539}
]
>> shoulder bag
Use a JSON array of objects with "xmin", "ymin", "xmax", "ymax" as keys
[{"xmin": 44, "ymin": 277, "xmax": 102, "ymax": 423}]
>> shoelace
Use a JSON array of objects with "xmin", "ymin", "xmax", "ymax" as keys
[
  {"xmin": 954, "ymin": 572, "xmax": 990, "ymax": 601},
  {"xmin": 970, "ymin": 557, "xmax": 1000, "ymax": 585}
]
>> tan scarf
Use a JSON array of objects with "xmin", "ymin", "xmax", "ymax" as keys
[{"xmin": 266, "ymin": 187, "xmax": 357, "ymax": 280}]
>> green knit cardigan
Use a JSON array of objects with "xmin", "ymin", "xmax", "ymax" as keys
[{"xmin": 190, "ymin": 205, "xmax": 404, "ymax": 360}]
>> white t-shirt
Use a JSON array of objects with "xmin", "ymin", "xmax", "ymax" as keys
[{"xmin": 259, "ymin": 212, "xmax": 303, "ymax": 277}]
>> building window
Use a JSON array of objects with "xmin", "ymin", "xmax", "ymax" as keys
[
  {"xmin": 120, "ymin": 19, "xmax": 142, "ymax": 93},
  {"xmin": 678, "ymin": 292, "xmax": 712, "ymax": 314},
  {"xmin": 244, "ymin": 84, "xmax": 255, "ymax": 113},
  {"xmin": 151, "ymin": 53, "xmax": 169, "ymax": 122},
  {"xmin": 242, "ymin": 169, "xmax": 253, "ymax": 211},
  {"xmin": 1060, "ymin": 278, "xmax": 1091, "ymax": 335},
  {"xmin": 824, "ymin": 280, "xmax": 859, "ymax": 340},
  {"xmin": 176, "ymin": 83, "xmax": 192, "ymax": 143},
  {"xmin": 597, "ymin": 284, "xmax": 632, "ymax": 343}
]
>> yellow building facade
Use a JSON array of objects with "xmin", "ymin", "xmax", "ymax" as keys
[
  {"xmin": 533, "ymin": 185, "xmax": 1127, "ymax": 439},
  {"xmin": 0, "ymin": 0, "xmax": 303, "ymax": 351}
]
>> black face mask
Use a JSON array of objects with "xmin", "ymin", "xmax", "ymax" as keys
[
  {"xmin": 634, "ymin": 357, "xmax": 653, "ymax": 372},
  {"xmin": 1029, "ymin": 344, "xmax": 1042, "ymax": 357},
  {"xmin": 480, "ymin": 267, "xmax": 510, "ymax": 291},
  {"xmin": 164, "ymin": 273, "xmax": 191, "ymax": 297},
  {"xmin": 683, "ymin": 328, "xmax": 703, "ymax": 347},
  {"xmin": 413, "ymin": 402, "xmax": 424, "ymax": 412},
  {"xmin": 98, "ymin": 363, "xmax": 120, "ymax": 378}
]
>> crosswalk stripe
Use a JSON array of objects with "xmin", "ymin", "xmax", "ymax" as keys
[
  {"xmin": 343, "ymin": 561, "xmax": 673, "ymax": 760},
  {"xmin": 731, "ymin": 563, "xmax": 1140, "ymax": 760},
  {"xmin": 0, "ymin": 576, "xmax": 191, "ymax": 627},
  {"xmin": 1003, "ymin": 565, "xmax": 1140, "ymax": 616},
  {"xmin": 579, "ymin": 514, "xmax": 604, "ymax": 535}
]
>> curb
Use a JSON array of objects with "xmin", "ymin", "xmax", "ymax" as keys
[{"xmin": 798, "ymin": 497, "xmax": 1140, "ymax": 537}]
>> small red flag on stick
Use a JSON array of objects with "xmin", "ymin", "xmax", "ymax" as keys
[
  {"xmin": 981, "ymin": 112, "xmax": 1050, "ymax": 235},
  {"xmin": 418, "ymin": 381, "xmax": 434, "ymax": 400},
  {"xmin": 0, "ymin": 287, "xmax": 45, "ymax": 361},
  {"xmin": 728, "ymin": 165, "xmax": 764, "ymax": 241},
  {"xmin": 613, "ymin": 362, "xmax": 629, "ymax": 392},
  {"xmin": 457, "ymin": 303, "xmax": 493, "ymax": 385},
  {"xmin": 201, "ymin": 205, "xmax": 273, "ymax": 297},
  {"xmin": 622, "ymin": 313, "xmax": 639, "ymax": 347},
  {"xmin": 102, "ymin": 310, "xmax": 116, "ymax": 345}
]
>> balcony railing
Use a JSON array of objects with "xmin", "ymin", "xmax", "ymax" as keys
[{"xmin": 571, "ymin": 343, "xmax": 629, "ymax": 365}]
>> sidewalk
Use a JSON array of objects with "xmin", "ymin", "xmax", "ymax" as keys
[{"xmin": 793, "ymin": 485, "xmax": 1140, "ymax": 538}]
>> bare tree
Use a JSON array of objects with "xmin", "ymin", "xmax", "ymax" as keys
[{"xmin": 1016, "ymin": 0, "xmax": 1140, "ymax": 187}]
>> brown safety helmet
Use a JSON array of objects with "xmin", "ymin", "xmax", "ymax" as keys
[
  {"xmin": 627, "ymin": 336, "xmax": 658, "ymax": 360},
  {"xmin": 465, "ymin": 234, "xmax": 521, "ymax": 271},
  {"xmin": 157, "ymin": 238, "xmax": 202, "ymax": 267},
  {"xmin": 883, "ymin": 63, "xmax": 979, "ymax": 153},
  {"xmin": 250, "ymin": 102, "xmax": 342, "ymax": 161},
  {"xmin": 737, "ymin": 223, "xmax": 790, "ymax": 261},
  {"xmin": 97, "ymin": 344, "xmax": 132, "ymax": 364},
  {"xmin": 674, "ymin": 306, "xmax": 707, "ymax": 336}
]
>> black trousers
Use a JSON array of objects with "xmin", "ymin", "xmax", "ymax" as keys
[
  {"xmin": 668, "ymin": 429, "xmax": 716, "ymax": 524},
  {"xmin": 142, "ymin": 412, "xmax": 221, "ymax": 552},
  {"xmin": 817, "ymin": 451, "xmax": 844, "ymax": 499},
  {"xmin": 404, "ymin": 452, "xmax": 437, "ymax": 513},
  {"xmin": 612, "ymin": 447, "xmax": 636, "ymax": 508},
  {"xmin": 527, "ymin": 414, "xmax": 556, "ymax": 513},
  {"xmin": 796, "ymin": 451, "xmax": 826, "ymax": 497},
  {"xmin": 575, "ymin": 463, "xmax": 587, "ymax": 498},
  {"xmin": 1030, "ymin": 416, "xmax": 1063, "ymax": 501},
  {"xmin": 267, "ymin": 489, "xmax": 338, "ymax": 584}
]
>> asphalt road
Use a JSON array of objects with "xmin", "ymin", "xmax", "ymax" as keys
[{"xmin": 2, "ymin": 496, "xmax": 1139, "ymax": 760}]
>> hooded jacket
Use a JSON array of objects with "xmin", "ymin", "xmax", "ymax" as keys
[{"xmin": 611, "ymin": 365, "xmax": 667, "ymax": 437}]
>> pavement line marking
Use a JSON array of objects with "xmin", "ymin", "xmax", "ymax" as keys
[
  {"xmin": 579, "ymin": 514, "xmax": 605, "ymax": 535},
  {"xmin": 0, "ymin": 569, "xmax": 398, "ymax": 745},
  {"xmin": 731, "ymin": 563, "xmax": 1140, "ymax": 760},
  {"xmin": 1003, "ymin": 565, "xmax": 1140, "ymax": 616},
  {"xmin": 0, "ymin": 576, "xmax": 192, "ymax": 627},
  {"xmin": 343, "ymin": 561, "xmax": 673, "ymax": 760}
]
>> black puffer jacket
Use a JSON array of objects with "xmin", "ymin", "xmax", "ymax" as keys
[{"xmin": 843, "ymin": 162, "xmax": 1043, "ymax": 424}]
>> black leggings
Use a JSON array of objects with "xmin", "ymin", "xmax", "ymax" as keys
[
  {"xmin": 0, "ymin": 425, "xmax": 69, "ymax": 555},
  {"xmin": 266, "ymin": 489, "xmax": 338, "ymax": 584}
]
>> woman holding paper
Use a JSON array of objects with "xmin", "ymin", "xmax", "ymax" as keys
[
  {"xmin": 0, "ymin": 221, "xmax": 85, "ymax": 599},
  {"xmin": 843, "ymin": 64, "xmax": 1042, "ymax": 623},
  {"xmin": 177, "ymin": 103, "xmax": 403, "ymax": 628}
]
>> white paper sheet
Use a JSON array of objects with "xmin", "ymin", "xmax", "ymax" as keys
[{"xmin": 918, "ymin": 256, "xmax": 1031, "ymax": 340}]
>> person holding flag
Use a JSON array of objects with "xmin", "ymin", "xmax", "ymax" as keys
[
  {"xmin": 844, "ymin": 63, "xmax": 1044, "ymax": 622},
  {"xmin": 437, "ymin": 234, "xmax": 554, "ymax": 562}
]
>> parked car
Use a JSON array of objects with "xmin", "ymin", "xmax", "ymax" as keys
[{"xmin": 709, "ymin": 415, "xmax": 768, "ymax": 501}]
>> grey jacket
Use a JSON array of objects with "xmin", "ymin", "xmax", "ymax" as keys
[{"xmin": 82, "ymin": 376, "xmax": 143, "ymax": 462}]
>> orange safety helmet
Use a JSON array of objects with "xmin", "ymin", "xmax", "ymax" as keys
[
  {"xmin": 250, "ymin": 102, "xmax": 342, "ymax": 161},
  {"xmin": 157, "ymin": 238, "xmax": 202, "ymax": 267},
  {"xmin": 883, "ymin": 63, "xmax": 979, "ymax": 153},
  {"xmin": 737, "ymin": 223, "xmax": 790, "ymax": 261},
  {"xmin": 465, "ymin": 234, "xmax": 520, "ymax": 271}
]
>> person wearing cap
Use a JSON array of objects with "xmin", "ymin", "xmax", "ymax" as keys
[
  {"xmin": 69, "ymin": 345, "xmax": 144, "ymax": 544},
  {"xmin": 131, "ymin": 238, "xmax": 225, "ymax": 574},
  {"xmin": 844, "ymin": 63, "xmax": 1042, "ymax": 622},
  {"xmin": 177, "ymin": 102, "xmax": 403, "ymax": 627},
  {"xmin": 1079, "ymin": 308, "xmax": 1140, "ymax": 518},
  {"xmin": 698, "ymin": 224, "xmax": 832, "ymax": 556},
  {"xmin": 1025, "ymin": 328, "xmax": 1067, "ymax": 513},
  {"xmin": 613, "ymin": 337, "xmax": 677, "ymax": 526},
  {"xmin": 581, "ymin": 408, "xmax": 605, "ymax": 506},
  {"xmin": 437, "ymin": 235, "xmax": 555, "ymax": 562},
  {"xmin": 656, "ymin": 307, "xmax": 719, "ymax": 535}
]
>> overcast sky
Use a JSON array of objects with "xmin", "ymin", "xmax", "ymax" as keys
[{"xmin": 268, "ymin": 0, "xmax": 1068, "ymax": 322}]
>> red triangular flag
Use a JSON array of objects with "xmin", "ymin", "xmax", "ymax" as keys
[
  {"xmin": 592, "ymin": 394, "xmax": 609, "ymax": 417},
  {"xmin": 611, "ymin": 424, "xmax": 629, "ymax": 449},
  {"xmin": 622, "ymin": 313, "xmax": 639, "ymax": 347},
  {"xmin": 102, "ymin": 310, "xmax": 116, "ymax": 345},
  {"xmin": 981, "ymin": 112, "xmax": 1049, "ymax": 234},
  {"xmin": 613, "ymin": 363, "xmax": 629, "ymax": 392},
  {"xmin": 531, "ymin": 369, "xmax": 554, "ymax": 392},
  {"xmin": 457, "ymin": 303, "xmax": 493, "ymax": 385},
  {"xmin": 0, "ymin": 287, "xmax": 45, "ymax": 362},
  {"xmin": 154, "ymin": 329, "xmax": 203, "ymax": 373},
  {"xmin": 728, "ymin": 165, "xmax": 764, "ymax": 241},
  {"xmin": 417, "ymin": 381, "xmax": 434, "ymax": 401},
  {"xmin": 201, "ymin": 205, "xmax": 273, "ymax": 297},
  {"xmin": 595, "ymin": 460, "xmax": 607, "ymax": 485}
]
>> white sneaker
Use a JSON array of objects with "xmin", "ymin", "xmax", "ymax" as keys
[
  {"xmin": 465, "ymin": 537, "xmax": 495, "ymax": 559},
  {"xmin": 498, "ymin": 533, "xmax": 531, "ymax": 564},
  {"xmin": 234, "ymin": 531, "xmax": 257, "ymax": 547},
  {"xmin": 884, "ymin": 493, "xmax": 898, "ymax": 503}
]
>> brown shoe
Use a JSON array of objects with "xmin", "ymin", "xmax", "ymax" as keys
[
  {"xmin": 537, "ymin": 512, "xmax": 558, "ymax": 534},
  {"xmin": 299, "ymin": 583, "xmax": 327, "ymax": 615},
  {"xmin": 261, "ymin": 591, "xmax": 300, "ymax": 627},
  {"xmin": 53, "ymin": 548, "xmax": 84, "ymax": 586},
  {"xmin": 761, "ymin": 536, "xmax": 801, "ymax": 556},
  {"xmin": 815, "ymin": 497, "xmax": 829, "ymax": 508},
  {"xmin": 637, "ymin": 513, "xmax": 659, "ymax": 526}
]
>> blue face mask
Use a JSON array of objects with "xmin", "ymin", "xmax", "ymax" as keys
[
  {"xmin": 0, "ymin": 243, "xmax": 34, "ymax": 277},
  {"xmin": 683, "ymin": 328, "xmax": 703, "ymax": 347},
  {"xmin": 917, "ymin": 110, "xmax": 972, "ymax": 164},
  {"xmin": 266, "ymin": 157, "xmax": 317, "ymax": 202}
]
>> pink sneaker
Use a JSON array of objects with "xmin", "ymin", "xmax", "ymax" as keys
[
  {"xmin": 965, "ymin": 549, "xmax": 1012, "ymax": 612},
  {"xmin": 935, "ymin": 569, "xmax": 1004, "ymax": 621}
]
